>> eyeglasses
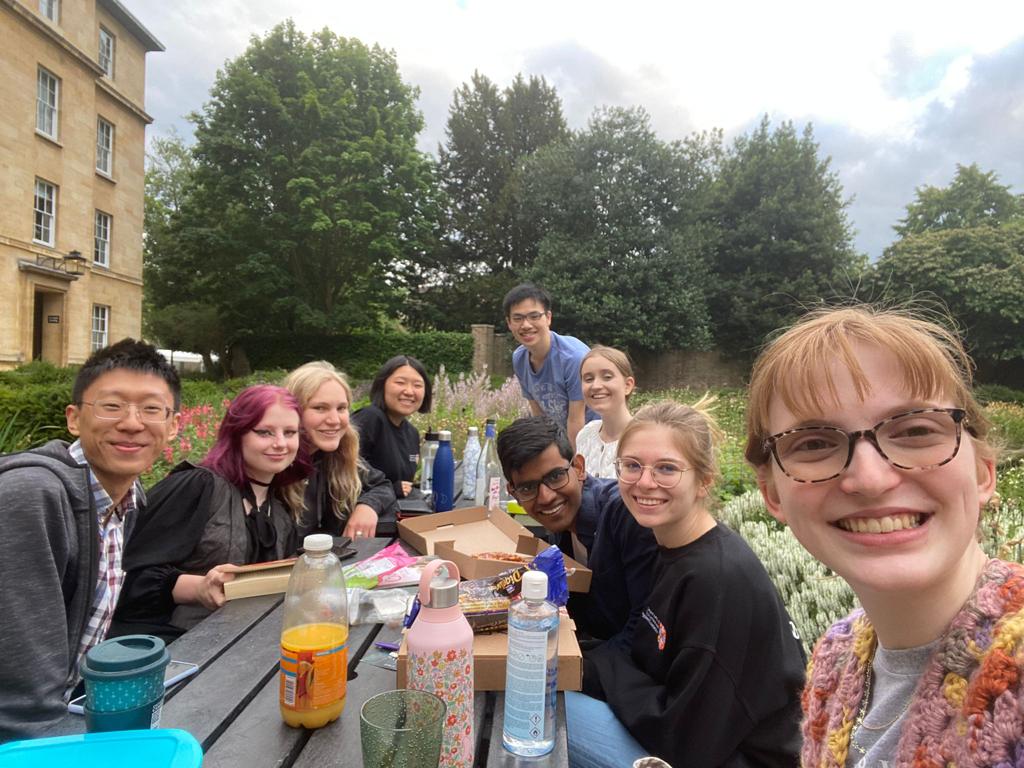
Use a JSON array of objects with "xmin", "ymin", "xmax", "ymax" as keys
[
  {"xmin": 509, "ymin": 311, "xmax": 547, "ymax": 326},
  {"xmin": 508, "ymin": 464, "xmax": 573, "ymax": 502},
  {"xmin": 79, "ymin": 400, "xmax": 174, "ymax": 423},
  {"xmin": 614, "ymin": 459, "xmax": 692, "ymax": 488},
  {"xmin": 764, "ymin": 407, "xmax": 968, "ymax": 484}
]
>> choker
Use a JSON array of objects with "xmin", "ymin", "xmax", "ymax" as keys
[{"xmin": 247, "ymin": 476, "xmax": 273, "ymax": 487}]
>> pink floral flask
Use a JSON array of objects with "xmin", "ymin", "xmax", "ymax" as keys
[{"xmin": 405, "ymin": 559, "xmax": 474, "ymax": 768}]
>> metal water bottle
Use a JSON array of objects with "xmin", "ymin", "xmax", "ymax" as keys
[
  {"xmin": 432, "ymin": 430, "xmax": 456, "ymax": 512},
  {"xmin": 405, "ymin": 559, "xmax": 475, "ymax": 768}
]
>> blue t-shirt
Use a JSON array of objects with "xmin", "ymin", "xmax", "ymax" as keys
[{"xmin": 512, "ymin": 331, "xmax": 597, "ymax": 427}]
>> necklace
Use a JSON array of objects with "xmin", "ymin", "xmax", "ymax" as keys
[{"xmin": 849, "ymin": 655, "xmax": 913, "ymax": 756}]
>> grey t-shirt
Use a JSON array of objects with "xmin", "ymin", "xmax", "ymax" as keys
[{"xmin": 847, "ymin": 641, "xmax": 937, "ymax": 768}]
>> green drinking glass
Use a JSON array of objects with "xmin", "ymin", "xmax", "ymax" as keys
[{"xmin": 360, "ymin": 689, "xmax": 446, "ymax": 768}]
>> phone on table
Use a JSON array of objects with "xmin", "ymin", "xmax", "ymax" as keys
[{"xmin": 66, "ymin": 659, "xmax": 199, "ymax": 715}]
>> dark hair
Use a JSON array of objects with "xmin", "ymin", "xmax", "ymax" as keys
[
  {"xmin": 202, "ymin": 385, "xmax": 312, "ymax": 496},
  {"xmin": 497, "ymin": 415, "xmax": 573, "ymax": 480},
  {"xmin": 502, "ymin": 283, "xmax": 551, "ymax": 318},
  {"xmin": 369, "ymin": 356, "xmax": 433, "ymax": 415},
  {"xmin": 72, "ymin": 338, "xmax": 182, "ymax": 410}
]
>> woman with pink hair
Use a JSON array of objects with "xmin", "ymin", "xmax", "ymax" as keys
[{"xmin": 114, "ymin": 385, "xmax": 312, "ymax": 640}]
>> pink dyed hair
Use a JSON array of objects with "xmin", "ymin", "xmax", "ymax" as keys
[{"xmin": 202, "ymin": 384, "xmax": 312, "ymax": 490}]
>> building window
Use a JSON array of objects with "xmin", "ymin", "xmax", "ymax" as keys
[
  {"xmin": 91, "ymin": 306, "xmax": 110, "ymax": 351},
  {"xmin": 36, "ymin": 67, "xmax": 59, "ymax": 139},
  {"xmin": 94, "ymin": 211, "xmax": 111, "ymax": 267},
  {"xmin": 34, "ymin": 179, "xmax": 57, "ymax": 246},
  {"xmin": 96, "ymin": 118, "xmax": 114, "ymax": 175},
  {"xmin": 98, "ymin": 27, "xmax": 115, "ymax": 78},
  {"xmin": 39, "ymin": 0, "xmax": 58, "ymax": 21}
]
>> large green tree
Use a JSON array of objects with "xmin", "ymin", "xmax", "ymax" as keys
[
  {"xmin": 162, "ymin": 22, "xmax": 439, "ymax": 370},
  {"xmin": 895, "ymin": 163, "xmax": 1024, "ymax": 237},
  {"xmin": 707, "ymin": 117, "xmax": 862, "ymax": 357},
  {"xmin": 518, "ymin": 107, "xmax": 715, "ymax": 351}
]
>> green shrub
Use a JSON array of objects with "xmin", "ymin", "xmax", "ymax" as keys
[
  {"xmin": 244, "ymin": 331, "xmax": 473, "ymax": 379},
  {"xmin": 987, "ymin": 401, "xmax": 1024, "ymax": 456},
  {"xmin": 0, "ymin": 360, "xmax": 77, "ymax": 387},
  {"xmin": 977, "ymin": 384, "xmax": 1024, "ymax": 406}
]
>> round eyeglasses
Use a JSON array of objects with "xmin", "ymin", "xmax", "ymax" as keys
[
  {"xmin": 614, "ymin": 459, "xmax": 692, "ymax": 489},
  {"xmin": 764, "ymin": 407, "xmax": 968, "ymax": 484}
]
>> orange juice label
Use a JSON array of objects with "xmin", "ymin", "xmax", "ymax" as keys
[{"xmin": 279, "ymin": 623, "xmax": 348, "ymax": 710}]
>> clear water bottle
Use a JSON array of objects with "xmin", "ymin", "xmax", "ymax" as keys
[
  {"xmin": 461, "ymin": 426, "xmax": 481, "ymax": 499},
  {"xmin": 502, "ymin": 570, "xmax": 558, "ymax": 756},
  {"xmin": 475, "ymin": 419, "xmax": 511, "ymax": 512},
  {"xmin": 432, "ymin": 430, "xmax": 456, "ymax": 512},
  {"xmin": 474, "ymin": 419, "xmax": 496, "ymax": 506},
  {"xmin": 420, "ymin": 429, "xmax": 439, "ymax": 493},
  {"xmin": 279, "ymin": 534, "xmax": 348, "ymax": 729}
]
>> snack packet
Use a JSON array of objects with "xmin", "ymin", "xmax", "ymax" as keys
[{"xmin": 341, "ymin": 541, "xmax": 419, "ymax": 589}]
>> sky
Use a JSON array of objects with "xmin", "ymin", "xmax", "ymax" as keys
[{"xmin": 131, "ymin": 1, "xmax": 1024, "ymax": 260}]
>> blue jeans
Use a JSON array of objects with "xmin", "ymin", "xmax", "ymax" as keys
[{"xmin": 565, "ymin": 691, "xmax": 650, "ymax": 768}]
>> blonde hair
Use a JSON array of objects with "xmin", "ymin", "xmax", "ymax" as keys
[
  {"xmin": 581, "ymin": 345, "xmax": 637, "ymax": 400},
  {"xmin": 283, "ymin": 361, "xmax": 362, "ymax": 520},
  {"xmin": 619, "ymin": 395, "xmax": 723, "ymax": 490},
  {"xmin": 744, "ymin": 304, "xmax": 995, "ymax": 467}
]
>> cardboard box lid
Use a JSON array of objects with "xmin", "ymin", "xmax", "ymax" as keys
[{"xmin": 398, "ymin": 506, "xmax": 592, "ymax": 592}]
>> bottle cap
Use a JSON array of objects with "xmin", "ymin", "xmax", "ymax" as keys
[
  {"xmin": 429, "ymin": 577, "xmax": 460, "ymax": 609},
  {"xmin": 303, "ymin": 533, "xmax": 333, "ymax": 552},
  {"xmin": 485, "ymin": 417, "xmax": 496, "ymax": 425},
  {"xmin": 438, "ymin": 430, "xmax": 451, "ymax": 441},
  {"xmin": 468, "ymin": 426, "xmax": 479, "ymax": 435},
  {"xmin": 521, "ymin": 570, "xmax": 548, "ymax": 600},
  {"xmin": 425, "ymin": 430, "xmax": 439, "ymax": 441}
]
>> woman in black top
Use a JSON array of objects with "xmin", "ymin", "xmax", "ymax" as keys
[
  {"xmin": 283, "ymin": 361, "xmax": 397, "ymax": 538},
  {"xmin": 351, "ymin": 355, "xmax": 432, "ymax": 498}
]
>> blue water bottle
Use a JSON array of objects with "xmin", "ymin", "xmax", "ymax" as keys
[{"xmin": 432, "ymin": 430, "xmax": 456, "ymax": 512}]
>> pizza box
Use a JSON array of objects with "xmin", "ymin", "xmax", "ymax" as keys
[
  {"xmin": 396, "ymin": 610, "xmax": 582, "ymax": 691},
  {"xmin": 397, "ymin": 506, "xmax": 592, "ymax": 592}
]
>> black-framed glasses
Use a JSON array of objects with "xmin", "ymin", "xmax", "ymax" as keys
[
  {"xmin": 508, "ymin": 464, "xmax": 573, "ymax": 502},
  {"xmin": 79, "ymin": 400, "xmax": 174, "ymax": 423},
  {"xmin": 764, "ymin": 407, "xmax": 968, "ymax": 484},
  {"xmin": 614, "ymin": 459, "xmax": 692, "ymax": 488},
  {"xmin": 509, "ymin": 311, "xmax": 547, "ymax": 326}
]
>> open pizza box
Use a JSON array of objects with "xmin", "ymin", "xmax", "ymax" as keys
[{"xmin": 397, "ymin": 506, "xmax": 592, "ymax": 592}]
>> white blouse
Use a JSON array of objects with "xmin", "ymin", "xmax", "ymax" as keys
[{"xmin": 575, "ymin": 420, "xmax": 619, "ymax": 479}]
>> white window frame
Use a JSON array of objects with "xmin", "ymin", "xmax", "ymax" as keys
[
  {"xmin": 94, "ymin": 210, "xmax": 111, "ymax": 267},
  {"xmin": 91, "ymin": 305, "xmax": 110, "ymax": 351},
  {"xmin": 34, "ymin": 179, "xmax": 57, "ymax": 246},
  {"xmin": 36, "ymin": 67, "xmax": 59, "ymax": 139},
  {"xmin": 98, "ymin": 27, "xmax": 115, "ymax": 78},
  {"xmin": 39, "ymin": 0, "xmax": 58, "ymax": 22},
  {"xmin": 96, "ymin": 118, "xmax": 114, "ymax": 176}
]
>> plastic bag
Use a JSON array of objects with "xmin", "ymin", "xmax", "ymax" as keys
[
  {"xmin": 341, "ymin": 541, "xmax": 420, "ymax": 589},
  {"xmin": 347, "ymin": 587, "xmax": 416, "ymax": 627}
]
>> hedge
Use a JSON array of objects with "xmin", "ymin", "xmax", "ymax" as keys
[{"xmin": 243, "ymin": 330, "xmax": 474, "ymax": 379}]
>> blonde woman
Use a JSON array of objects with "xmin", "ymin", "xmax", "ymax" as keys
[
  {"xmin": 284, "ymin": 362, "xmax": 397, "ymax": 540},
  {"xmin": 575, "ymin": 345, "xmax": 636, "ymax": 478}
]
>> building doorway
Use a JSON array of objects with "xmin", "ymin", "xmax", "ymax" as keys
[{"xmin": 32, "ymin": 290, "xmax": 64, "ymax": 363}]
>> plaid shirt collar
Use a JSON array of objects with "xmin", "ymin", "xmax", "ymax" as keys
[{"xmin": 67, "ymin": 440, "xmax": 137, "ymax": 523}]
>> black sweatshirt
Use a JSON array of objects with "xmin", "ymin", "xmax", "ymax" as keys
[
  {"xmin": 350, "ymin": 405, "xmax": 420, "ymax": 498},
  {"xmin": 583, "ymin": 523, "xmax": 806, "ymax": 768},
  {"xmin": 297, "ymin": 452, "xmax": 398, "ymax": 537}
]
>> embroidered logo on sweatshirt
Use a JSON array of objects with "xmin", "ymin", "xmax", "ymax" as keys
[{"xmin": 642, "ymin": 607, "xmax": 667, "ymax": 651}]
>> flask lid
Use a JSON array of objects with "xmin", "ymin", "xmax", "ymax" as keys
[
  {"xmin": 303, "ymin": 533, "xmax": 333, "ymax": 552},
  {"xmin": 429, "ymin": 577, "xmax": 460, "ymax": 609},
  {"xmin": 425, "ymin": 429, "xmax": 439, "ymax": 441},
  {"xmin": 438, "ymin": 430, "xmax": 452, "ymax": 441},
  {"xmin": 522, "ymin": 570, "xmax": 548, "ymax": 600},
  {"xmin": 468, "ymin": 426, "xmax": 479, "ymax": 434}
]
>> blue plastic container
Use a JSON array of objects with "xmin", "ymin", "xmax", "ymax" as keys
[{"xmin": 0, "ymin": 729, "xmax": 202, "ymax": 768}]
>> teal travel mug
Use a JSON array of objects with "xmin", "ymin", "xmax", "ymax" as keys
[{"xmin": 81, "ymin": 635, "xmax": 170, "ymax": 732}]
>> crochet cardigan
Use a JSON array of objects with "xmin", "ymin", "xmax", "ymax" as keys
[{"xmin": 802, "ymin": 558, "xmax": 1024, "ymax": 768}]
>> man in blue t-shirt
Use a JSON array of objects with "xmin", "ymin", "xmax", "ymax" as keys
[{"xmin": 503, "ymin": 283, "xmax": 594, "ymax": 448}]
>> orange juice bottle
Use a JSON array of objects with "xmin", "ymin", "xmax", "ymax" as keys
[{"xmin": 279, "ymin": 534, "xmax": 349, "ymax": 728}]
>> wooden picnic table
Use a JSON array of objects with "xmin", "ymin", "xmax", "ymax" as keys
[{"xmin": 48, "ymin": 535, "xmax": 569, "ymax": 767}]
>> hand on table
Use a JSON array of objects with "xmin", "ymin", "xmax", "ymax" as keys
[
  {"xmin": 344, "ymin": 504, "xmax": 379, "ymax": 540},
  {"xmin": 400, "ymin": 480, "xmax": 413, "ymax": 497}
]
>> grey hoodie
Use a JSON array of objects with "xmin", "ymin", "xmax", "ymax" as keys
[{"xmin": 0, "ymin": 441, "xmax": 100, "ymax": 742}]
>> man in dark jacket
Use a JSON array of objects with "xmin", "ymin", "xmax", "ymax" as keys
[
  {"xmin": 497, "ymin": 416, "xmax": 657, "ymax": 652},
  {"xmin": 0, "ymin": 340, "xmax": 180, "ymax": 743}
]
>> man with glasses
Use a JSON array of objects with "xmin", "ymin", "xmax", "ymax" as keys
[
  {"xmin": 0, "ymin": 339, "xmax": 180, "ymax": 742},
  {"xmin": 503, "ymin": 283, "xmax": 595, "ymax": 449},
  {"xmin": 497, "ymin": 415, "xmax": 657, "ymax": 652}
]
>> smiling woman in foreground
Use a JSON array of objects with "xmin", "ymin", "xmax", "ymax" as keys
[{"xmin": 745, "ymin": 305, "xmax": 1016, "ymax": 768}]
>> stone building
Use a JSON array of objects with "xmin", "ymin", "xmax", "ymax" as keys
[{"xmin": 0, "ymin": 0, "xmax": 162, "ymax": 369}]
